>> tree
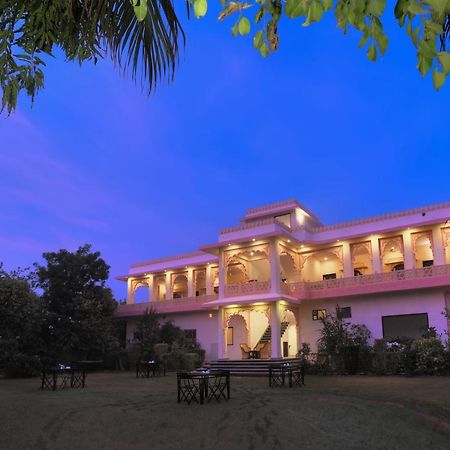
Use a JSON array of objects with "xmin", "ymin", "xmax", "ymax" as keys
[
  {"xmin": 1, "ymin": 1, "xmax": 449, "ymax": 114},
  {"xmin": 133, "ymin": 307, "xmax": 161, "ymax": 359},
  {"xmin": 0, "ymin": 1, "xmax": 183, "ymax": 113},
  {"xmin": 0, "ymin": 264, "xmax": 44, "ymax": 376},
  {"xmin": 35, "ymin": 244, "xmax": 117, "ymax": 362}
]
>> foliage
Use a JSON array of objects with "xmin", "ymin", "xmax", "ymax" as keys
[
  {"xmin": 159, "ymin": 319, "xmax": 184, "ymax": 348},
  {"xmin": 35, "ymin": 244, "xmax": 117, "ymax": 362},
  {"xmin": 133, "ymin": 307, "xmax": 161, "ymax": 359},
  {"xmin": 0, "ymin": 0, "xmax": 184, "ymax": 113},
  {"xmin": 412, "ymin": 337, "xmax": 448, "ymax": 374},
  {"xmin": 0, "ymin": 269, "xmax": 44, "ymax": 376},
  {"xmin": 192, "ymin": 1, "xmax": 450, "ymax": 90}
]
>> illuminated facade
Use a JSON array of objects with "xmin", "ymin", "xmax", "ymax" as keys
[{"xmin": 117, "ymin": 200, "xmax": 450, "ymax": 361}]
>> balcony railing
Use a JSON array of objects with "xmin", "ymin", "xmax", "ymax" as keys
[
  {"xmin": 224, "ymin": 280, "xmax": 271, "ymax": 297},
  {"xmin": 281, "ymin": 264, "xmax": 450, "ymax": 300},
  {"xmin": 116, "ymin": 294, "xmax": 218, "ymax": 316}
]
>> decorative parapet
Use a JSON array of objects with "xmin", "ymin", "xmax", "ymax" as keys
[
  {"xmin": 130, "ymin": 251, "xmax": 207, "ymax": 269},
  {"xmin": 224, "ymin": 281, "xmax": 271, "ymax": 297},
  {"xmin": 220, "ymin": 216, "xmax": 294, "ymax": 236},
  {"xmin": 116, "ymin": 294, "xmax": 218, "ymax": 317},
  {"xmin": 282, "ymin": 264, "xmax": 450, "ymax": 299}
]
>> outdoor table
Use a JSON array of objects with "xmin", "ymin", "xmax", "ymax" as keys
[
  {"xmin": 188, "ymin": 370, "xmax": 230, "ymax": 404},
  {"xmin": 41, "ymin": 366, "xmax": 86, "ymax": 391},
  {"xmin": 249, "ymin": 350, "xmax": 260, "ymax": 359},
  {"xmin": 136, "ymin": 360, "xmax": 166, "ymax": 378},
  {"xmin": 268, "ymin": 362, "xmax": 304, "ymax": 388}
]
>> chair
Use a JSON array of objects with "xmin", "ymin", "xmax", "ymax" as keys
[
  {"xmin": 268, "ymin": 364, "xmax": 286, "ymax": 387},
  {"xmin": 289, "ymin": 364, "xmax": 305, "ymax": 387},
  {"xmin": 177, "ymin": 372, "xmax": 200, "ymax": 404},
  {"xmin": 207, "ymin": 370, "xmax": 230, "ymax": 403},
  {"xmin": 240, "ymin": 343, "xmax": 251, "ymax": 359}
]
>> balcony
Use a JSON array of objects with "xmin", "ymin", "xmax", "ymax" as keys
[
  {"xmin": 224, "ymin": 281, "xmax": 271, "ymax": 297},
  {"xmin": 116, "ymin": 294, "xmax": 218, "ymax": 317},
  {"xmin": 282, "ymin": 264, "xmax": 450, "ymax": 300}
]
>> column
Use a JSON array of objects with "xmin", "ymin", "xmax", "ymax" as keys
[
  {"xmin": 270, "ymin": 301, "xmax": 281, "ymax": 359},
  {"xmin": 217, "ymin": 307, "xmax": 225, "ymax": 359},
  {"xmin": 370, "ymin": 236, "xmax": 382, "ymax": 273},
  {"xmin": 269, "ymin": 238, "xmax": 281, "ymax": 294},
  {"xmin": 402, "ymin": 231, "xmax": 414, "ymax": 270},
  {"xmin": 206, "ymin": 265, "xmax": 213, "ymax": 295},
  {"xmin": 432, "ymin": 225, "xmax": 445, "ymax": 265},
  {"xmin": 147, "ymin": 274, "xmax": 154, "ymax": 302},
  {"xmin": 342, "ymin": 242, "xmax": 353, "ymax": 277},
  {"xmin": 187, "ymin": 268, "xmax": 194, "ymax": 297},
  {"xmin": 127, "ymin": 278, "xmax": 134, "ymax": 304},
  {"xmin": 165, "ymin": 273, "xmax": 172, "ymax": 300},
  {"xmin": 218, "ymin": 249, "xmax": 225, "ymax": 298}
]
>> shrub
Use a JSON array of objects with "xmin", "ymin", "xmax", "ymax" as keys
[{"xmin": 412, "ymin": 338, "xmax": 447, "ymax": 375}]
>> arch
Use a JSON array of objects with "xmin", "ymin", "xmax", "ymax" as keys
[
  {"xmin": 225, "ymin": 246, "xmax": 270, "ymax": 284},
  {"xmin": 351, "ymin": 242, "xmax": 373, "ymax": 275},
  {"xmin": 301, "ymin": 250, "xmax": 343, "ymax": 282},
  {"xmin": 413, "ymin": 233, "xmax": 434, "ymax": 268},
  {"xmin": 194, "ymin": 269, "xmax": 206, "ymax": 296},
  {"xmin": 281, "ymin": 309, "xmax": 298, "ymax": 357},
  {"xmin": 226, "ymin": 313, "xmax": 249, "ymax": 359},
  {"xmin": 154, "ymin": 276, "xmax": 166, "ymax": 301},
  {"xmin": 226, "ymin": 259, "xmax": 248, "ymax": 284},
  {"xmin": 380, "ymin": 237, "xmax": 404, "ymax": 272},
  {"xmin": 172, "ymin": 274, "xmax": 188, "ymax": 299},
  {"xmin": 280, "ymin": 251, "xmax": 299, "ymax": 283}
]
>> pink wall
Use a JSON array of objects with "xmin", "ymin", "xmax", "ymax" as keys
[{"xmin": 299, "ymin": 289, "xmax": 448, "ymax": 352}]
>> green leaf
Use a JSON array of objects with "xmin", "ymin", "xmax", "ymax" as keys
[
  {"xmin": 367, "ymin": 43, "xmax": 377, "ymax": 61},
  {"xmin": 432, "ymin": 69, "xmax": 446, "ymax": 90},
  {"xmin": 437, "ymin": 52, "xmax": 450, "ymax": 75},
  {"xmin": 260, "ymin": 42, "xmax": 269, "ymax": 57},
  {"xmin": 377, "ymin": 33, "xmax": 389, "ymax": 55},
  {"xmin": 132, "ymin": 0, "xmax": 148, "ymax": 22},
  {"xmin": 368, "ymin": 0, "xmax": 386, "ymax": 16},
  {"xmin": 285, "ymin": 0, "xmax": 307, "ymax": 18},
  {"xmin": 303, "ymin": 0, "xmax": 324, "ymax": 26},
  {"xmin": 408, "ymin": 0, "xmax": 426, "ymax": 16},
  {"xmin": 323, "ymin": 0, "xmax": 333, "ymax": 12},
  {"xmin": 238, "ymin": 17, "xmax": 251, "ymax": 35},
  {"xmin": 194, "ymin": 0, "xmax": 208, "ymax": 19},
  {"xmin": 358, "ymin": 32, "xmax": 369, "ymax": 49},
  {"xmin": 253, "ymin": 30, "xmax": 264, "ymax": 49},
  {"xmin": 231, "ymin": 22, "xmax": 239, "ymax": 36},
  {"xmin": 426, "ymin": 21, "xmax": 444, "ymax": 36},
  {"xmin": 417, "ymin": 54, "xmax": 432, "ymax": 76}
]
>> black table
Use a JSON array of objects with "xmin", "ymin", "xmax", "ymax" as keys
[
  {"xmin": 268, "ymin": 362, "xmax": 304, "ymax": 388},
  {"xmin": 182, "ymin": 370, "xmax": 230, "ymax": 404},
  {"xmin": 41, "ymin": 366, "xmax": 86, "ymax": 391},
  {"xmin": 136, "ymin": 361, "xmax": 166, "ymax": 378}
]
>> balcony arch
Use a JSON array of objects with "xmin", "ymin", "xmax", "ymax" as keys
[
  {"xmin": 301, "ymin": 249, "xmax": 343, "ymax": 282},
  {"xmin": 172, "ymin": 274, "xmax": 188, "ymax": 299},
  {"xmin": 412, "ymin": 232, "xmax": 434, "ymax": 268},
  {"xmin": 380, "ymin": 237, "xmax": 404, "ymax": 272},
  {"xmin": 351, "ymin": 242, "xmax": 372, "ymax": 276}
]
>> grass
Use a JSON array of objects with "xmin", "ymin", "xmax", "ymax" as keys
[{"xmin": 1, "ymin": 372, "xmax": 449, "ymax": 449}]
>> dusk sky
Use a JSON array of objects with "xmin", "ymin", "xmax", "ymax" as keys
[{"xmin": 1, "ymin": 7, "xmax": 449, "ymax": 300}]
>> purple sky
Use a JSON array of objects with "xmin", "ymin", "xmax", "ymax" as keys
[{"xmin": 1, "ymin": 9, "xmax": 449, "ymax": 300}]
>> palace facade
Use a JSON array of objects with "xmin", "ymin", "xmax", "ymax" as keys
[{"xmin": 117, "ymin": 200, "xmax": 450, "ymax": 361}]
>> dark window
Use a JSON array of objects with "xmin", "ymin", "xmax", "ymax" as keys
[
  {"xmin": 382, "ymin": 313, "xmax": 429, "ymax": 339},
  {"xmin": 312, "ymin": 309, "xmax": 328, "ymax": 321},
  {"xmin": 392, "ymin": 263, "xmax": 404, "ymax": 271},
  {"xmin": 323, "ymin": 273, "xmax": 336, "ymax": 280},
  {"xmin": 354, "ymin": 269, "xmax": 362, "ymax": 276},
  {"xmin": 173, "ymin": 292, "xmax": 182, "ymax": 299},
  {"xmin": 184, "ymin": 329, "xmax": 197, "ymax": 340},
  {"xmin": 213, "ymin": 286, "xmax": 219, "ymax": 294},
  {"xmin": 422, "ymin": 260, "xmax": 433, "ymax": 267},
  {"xmin": 337, "ymin": 306, "xmax": 352, "ymax": 319}
]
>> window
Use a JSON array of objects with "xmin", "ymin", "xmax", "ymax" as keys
[
  {"xmin": 337, "ymin": 306, "xmax": 352, "ymax": 319},
  {"xmin": 382, "ymin": 313, "xmax": 429, "ymax": 339},
  {"xmin": 227, "ymin": 327, "xmax": 233, "ymax": 346},
  {"xmin": 274, "ymin": 213, "xmax": 291, "ymax": 228},
  {"xmin": 422, "ymin": 260, "xmax": 433, "ymax": 267},
  {"xmin": 392, "ymin": 263, "xmax": 404, "ymax": 271},
  {"xmin": 312, "ymin": 309, "xmax": 328, "ymax": 321},
  {"xmin": 173, "ymin": 292, "xmax": 182, "ymax": 299},
  {"xmin": 354, "ymin": 269, "xmax": 362, "ymax": 276},
  {"xmin": 213, "ymin": 286, "xmax": 219, "ymax": 294},
  {"xmin": 323, "ymin": 273, "xmax": 336, "ymax": 280},
  {"xmin": 184, "ymin": 329, "xmax": 197, "ymax": 340}
]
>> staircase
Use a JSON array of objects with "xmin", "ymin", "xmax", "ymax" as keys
[
  {"xmin": 206, "ymin": 358, "xmax": 301, "ymax": 376},
  {"xmin": 258, "ymin": 321, "xmax": 289, "ymax": 345}
]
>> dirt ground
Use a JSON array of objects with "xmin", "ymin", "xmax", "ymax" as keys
[{"xmin": 1, "ymin": 372, "xmax": 449, "ymax": 450}]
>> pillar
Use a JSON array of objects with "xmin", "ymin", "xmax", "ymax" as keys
[
  {"xmin": 127, "ymin": 278, "xmax": 134, "ymax": 304},
  {"xmin": 269, "ymin": 238, "xmax": 281, "ymax": 294},
  {"xmin": 270, "ymin": 301, "xmax": 281, "ymax": 359},
  {"xmin": 206, "ymin": 265, "xmax": 213, "ymax": 295},
  {"xmin": 165, "ymin": 273, "xmax": 172, "ymax": 300},
  {"xmin": 402, "ymin": 231, "xmax": 414, "ymax": 270},
  {"xmin": 187, "ymin": 268, "xmax": 194, "ymax": 297},
  {"xmin": 370, "ymin": 236, "xmax": 382, "ymax": 273},
  {"xmin": 342, "ymin": 242, "xmax": 353, "ymax": 277},
  {"xmin": 217, "ymin": 307, "xmax": 226, "ymax": 359},
  {"xmin": 147, "ymin": 274, "xmax": 154, "ymax": 302},
  {"xmin": 218, "ymin": 249, "xmax": 225, "ymax": 298},
  {"xmin": 432, "ymin": 226, "xmax": 445, "ymax": 265}
]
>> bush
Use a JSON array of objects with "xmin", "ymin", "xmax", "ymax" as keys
[
  {"xmin": 0, "ymin": 339, "xmax": 41, "ymax": 377},
  {"xmin": 412, "ymin": 338, "xmax": 447, "ymax": 375},
  {"xmin": 165, "ymin": 349, "xmax": 199, "ymax": 371}
]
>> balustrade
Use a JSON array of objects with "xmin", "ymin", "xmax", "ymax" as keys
[{"xmin": 224, "ymin": 280, "xmax": 271, "ymax": 297}]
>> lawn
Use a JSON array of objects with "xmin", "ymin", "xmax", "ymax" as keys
[{"xmin": 1, "ymin": 372, "xmax": 449, "ymax": 450}]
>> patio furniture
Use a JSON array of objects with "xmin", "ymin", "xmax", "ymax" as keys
[
  {"xmin": 268, "ymin": 363, "xmax": 286, "ymax": 387},
  {"xmin": 240, "ymin": 343, "xmax": 251, "ymax": 359},
  {"xmin": 268, "ymin": 362, "xmax": 304, "ymax": 388},
  {"xmin": 41, "ymin": 365, "xmax": 86, "ymax": 391},
  {"xmin": 136, "ymin": 360, "xmax": 166, "ymax": 378},
  {"xmin": 177, "ymin": 372, "xmax": 201, "ymax": 404},
  {"xmin": 207, "ymin": 370, "xmax": 230, "ymax": 403}
]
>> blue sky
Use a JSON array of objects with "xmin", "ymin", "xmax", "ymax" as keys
[{"xmin": 0, "ymin": 6, "xmax": 449, "ymax": 300}]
